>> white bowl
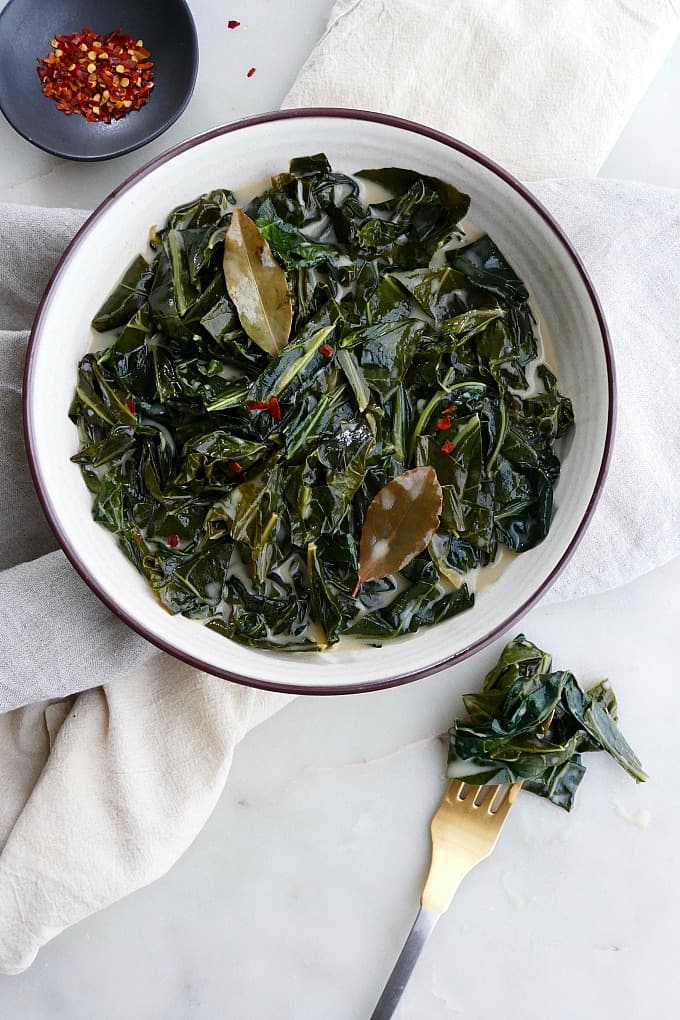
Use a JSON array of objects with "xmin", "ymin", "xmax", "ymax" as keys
[{"xmin": 24, "ymin": 109, "xmax": 614, "ymax": 695}]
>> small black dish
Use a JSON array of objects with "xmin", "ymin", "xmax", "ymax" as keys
[{"xmin": 0, "ymin": 0, "xmax": 198, "ymax": 161}]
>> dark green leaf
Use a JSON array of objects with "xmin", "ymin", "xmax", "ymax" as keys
[
  {"xmin": 392, "ymin": 268, "xmax": 469, "ymax": 322},
  {"xmin": 355, "ymin": 167, "xmax": 470, "ymax": 220},
  {"xmin": 562, "ymin": 677, "xmax": 647, "ymax": 783},
  {"xmin": 92, "ymin": 255, "xmax": 155, "ymax": 332},
  {"xmin": 359, "ymin": 319, "xmax": 427, "ymax": 399},
  {"xmin": 448, "ymin": 635, "xmax": 647, "ymax": 811},
  {"xmin": 448, "ymin": 236, "xmax": 529, "ymax": 305}
]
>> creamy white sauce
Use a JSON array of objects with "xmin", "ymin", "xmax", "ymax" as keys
[
  {"xmin": 356, "ymin": 178, "xmax": 393, "ymax": 206},
  {"xmin": 445, "ymin": 756, "xmax": 480, "ymax": 778},
  {"xmin": 614, "ymin": 804, "xmax": 652, "ymax": 829},
  {"xmin": 350, "ymin": 570, "xmax": 410, "ymax": 625},
  {"xmin": 334, "ymin": 280, "xmax": 353, "ymax": 302},
  {"xmin": 471, "ymin": 547, "xmax": 516, "ymax": 595},
  {"xmin": 203, "ymin": 580, "xmax": 223, "ymax": 602},
  {"xmin": 456, "ymin": 215, "xmax": 486, "ymax": 245},
  {"xmin": 235, "ymin": 174, "xmax": 276, "ymax": 204},
  {"xmin": 302, "ymin": 214, "xmax": 331, "ymax": 240}
]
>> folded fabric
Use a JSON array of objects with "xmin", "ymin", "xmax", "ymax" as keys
[
  {"xmin": 1, "ymin": 177, "xmax": 679, "ymax": 973},
  {"xmin": 282, "ymin": 0, "xmax": 680, "ymax": 180},
  {"xmin": 0, "ymin": 660, "xmax": 291, "ymax": 976},
  {"xmin": 0, "ymin": 205, "xmax": 156, "ymax": 712}
]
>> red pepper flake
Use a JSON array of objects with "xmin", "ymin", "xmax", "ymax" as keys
[
  {"xmin": 268, "ymin": 395, "xmax": 282, "ymax": 420},
  {"xmin": 246, "ymin": 400, "xmax": 270, "ymax": 411},
  {"xmin": 125, "ymin": 398, "xmax": 136, "ymax": 414},
  {"xmin": 227, "ymin": 461, "xmax": 243, "ymax": 473},
  {"xmin": 435, "ymin": 416, "xmax": 451, "ymax": 431},
  {"xmin": 36, "ymin": 27, "xmax": 154, "ymax": 123},
  {"xmin": 442, "ymin": 403, "xmax": 459, "ymax": 414},
  {"xmin": 246, "ymin": 66, "xmax": 256, "ymax": 78},
  {"xmin": 441, "ymin": 439, "xmax": 455, "ymax": 455},
  {"xmin": 167, "ymin": 535, "xmax": 179, "ymax": 548},
  {"xmin": 227, "ymin": 19, "xmax": 241, "ymax": 29},
  {"xmin": 319, "ymin": 343, "xmax": 334, "ymax": 358}
]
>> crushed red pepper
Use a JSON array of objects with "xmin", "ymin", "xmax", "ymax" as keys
[
  {"xmin": 319, "ymin": 343, "xmax": 334, "ymax": 357},
  {"xmin": 227, "ymin": 19, "xmax": 241, "ymax": 29},
  {"xmin": 125, "ymin": 398, "xmax": 136, "ymax": 414},
  {"xmin": 36, "ymin": 28, "xmax": 154, "ymax": 123},
  {"xmin": 268, "ymin": 396, "xmax": 282, "ymax": 420},
  {"xmin": 246, "ymin": 66, "xmax": 256, "ymax": 78},
  {"xmin": 227, "ymin": 461, "xmax": 243, "ymax": 473},
  {"xmin": 167, "ymin": 534, "xmax": 179, "ymax": 548},
  {"xmin": 435, "ymin": 415, "xmax": 451, "ymax": 431},
  {"xmin": 441, "ymin": 439, "xmax": 455, "ymax": 455},
  {"xmin": 246, "ymin": 397, "xmax": 282, "ymax": 420},
  {"xmin": 442, "ymin": 403, "xmax": 458, "ymax": 414}
]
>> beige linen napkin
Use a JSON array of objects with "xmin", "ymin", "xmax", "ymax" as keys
[
  {"xmin": 2, "ymin": 0, "xmax": 679, "ymax": 976},
  {"xmin": 283, "ymin": 0, "xmax": 680, "ymax": 180},
  {"xmin": 0, "ymin": 661, "xmax": 289, "ymax": 975}
]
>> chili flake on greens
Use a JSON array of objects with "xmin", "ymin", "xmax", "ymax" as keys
[{"xmin": 36, "ymin": 28, "xmax": 153, "ymax": 123}]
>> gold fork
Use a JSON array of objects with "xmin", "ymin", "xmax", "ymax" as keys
[{"xmin": 369, "ymin": 779, "xmax": 521, "ymax": 1020}]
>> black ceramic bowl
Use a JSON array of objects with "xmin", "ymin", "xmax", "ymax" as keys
[{"xmin": 0, "ymin": 0, "xmax": 198, "ymax": 160}]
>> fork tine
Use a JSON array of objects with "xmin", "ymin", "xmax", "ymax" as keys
[
  {"xmin": 473, "ymin": 784, "xmax": 495, "ymax": 807},
  {"xmin": 446, "ymin": 779, "xmax": 466, "ymax": 801},
  {"xmin": 489, "ymin": 781, "xmax": 522, "ymax": 820}
]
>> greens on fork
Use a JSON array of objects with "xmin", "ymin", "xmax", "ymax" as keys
[{"xmin": 70, "ymin": 154, "xmax": 574, "ymax": 651}]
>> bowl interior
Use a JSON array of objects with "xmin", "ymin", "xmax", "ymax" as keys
[
  {"xmin": 25, "ymin": 111, "xmax": 612, "ymax": 693},
  {"xmin": 0, "ymin": 0, "xmax": 197, "ymax": 160}
]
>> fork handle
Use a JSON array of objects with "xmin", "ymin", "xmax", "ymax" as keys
[{"xmin": 369, "ymin": 906, "xmax": 440, "ymax": 1020}]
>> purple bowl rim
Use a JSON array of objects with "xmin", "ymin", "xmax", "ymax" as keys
[{"xmin": 23, "ymin": 106, "xmax": 616, "ymax": 696}]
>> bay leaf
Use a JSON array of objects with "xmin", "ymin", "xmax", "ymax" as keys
[
  {"xmin": 353, "ymin": 467, "xmax": 443, "ymax": 596},
  {"xmin": 222, "ymin": 208, "xmax": 292, "ymax": 356}
]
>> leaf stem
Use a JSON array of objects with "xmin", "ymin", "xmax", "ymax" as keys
[
  {"xmin": 272, "ymin": 325, "xmax": 335, "ymax": 397},
  {"xmin": 486, "ymin": 399, "xmax": 507, "ymax": 473},
  {"xmin": 337, "ymin": 348, "xmax": 370, "ymax": 412}
]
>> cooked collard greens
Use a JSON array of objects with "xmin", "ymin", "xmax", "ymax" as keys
[
  {"xmin": 448, "ymin": 635, "xmax": 647, "ymax": 810},
  {"xmin": 70, "ymin": 155, "xmax": 573, "ymax": 650}
]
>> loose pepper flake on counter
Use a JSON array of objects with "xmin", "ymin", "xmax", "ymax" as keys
[{"xmin": 36, "ymin": 28, "xmax": 154, "ymax": 123}]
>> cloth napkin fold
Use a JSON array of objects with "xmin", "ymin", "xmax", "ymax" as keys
[
  {"xmin": 283, "ymin": 0, "xmax": 680, "ymax": 180},
  {"xmin": 2, "ymin": 0, "xmax": 680, "ymax": 977}
]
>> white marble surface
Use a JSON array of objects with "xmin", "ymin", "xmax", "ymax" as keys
[
  {"xmin": 1, "ymin": 1, "xmax": 679, "ymax": 1017},
  {"xmin": 1, "ymin": 560, "xmax": 678, "ymax": 1020}
]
